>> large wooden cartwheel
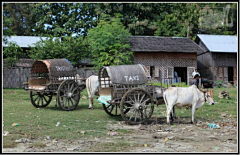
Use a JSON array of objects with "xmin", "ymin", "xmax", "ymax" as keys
[
  {"xmin": 57, "ymin": 80, "xmax": 80, "ymax": 111},
  {"xmin": 30, "ymin": 91, "xmax": 53, "ymax": 108},
  {"xmin": 120, "ymin": 88, "xmax": 154, "ymax": 125}
]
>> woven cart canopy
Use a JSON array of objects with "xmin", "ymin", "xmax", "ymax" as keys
[
  {"xmin": 104, "ymin": 64, "xmax": 148, "ymax": 85},
  {"xmin": 31, "ymin": 59, "xmax": 74, "ymax": 78}
]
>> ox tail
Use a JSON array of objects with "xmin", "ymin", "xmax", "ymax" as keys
[
  {"xmin": 163, "ymin": 91, "xmax": 168, "ymax": 107},
  {"xmin": 86, "ymin": 78, "xmax": 91, "ymax": 98}
]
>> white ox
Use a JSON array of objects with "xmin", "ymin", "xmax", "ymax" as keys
[
  {"xmin": 163, "ymin": 85, "xmax": 216, "ymax": 124},
  {"xmin": 86, "ymin": 75, "xmax": 99, "ymax": 109}
]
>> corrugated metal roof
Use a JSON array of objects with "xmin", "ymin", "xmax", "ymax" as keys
[
  {"xmin": 197, "ymin": 34, "xmax": 237, "ymax": 53},
  {"xmin": 3, "ymin": 36, "xmax": 58, "ymax": 48},
  {"xmin": 129, "ymin": 36, "xmax": 204, "ymax": 54}
]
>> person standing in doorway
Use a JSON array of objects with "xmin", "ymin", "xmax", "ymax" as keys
[
  {"xmin": 174, "ymin": 71, "xmax": 178, "ymax": 83},
  {"xmin": 192, "ymin": 69, "xmax": 200, "ymax": 78}
]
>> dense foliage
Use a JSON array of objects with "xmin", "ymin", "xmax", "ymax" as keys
[
  {"xmin": 27, "ymin": 35, "xmax": 88, "ymax": 66},
  {"xmin": 87, "ymin": 14, "xmax": 133, "ymax": 69},
  {"xmin": 3, "ymin": 42, "xmax": 24, "ymax": 67},
  {"xmin": 3, "ymin": 3, "xmax": 237, "ymax": 67}
]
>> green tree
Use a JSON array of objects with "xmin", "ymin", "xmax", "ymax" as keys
[
  {"xmin": 27, "ymin": 35, "xmax": 88, "ymax": 66},
  {"xmin": 87, "ymin": 14, "xmax": 133, "ymax": 69},
  {"xmin": 3, "ymin": 3, "xmax": 36, "ymax": 36},
  {"xmin": 32, "ymin": 3, "xmax": 99, "ymax": 37},
  {"xmin": 3, "ymin": 42, "xmax": 24, "ymax": 67},
  {"xmin": 154, "ymin": 14, "xmax": 187, "ymax": 37}
]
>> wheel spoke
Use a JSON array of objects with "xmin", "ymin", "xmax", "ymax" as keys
[
  {"xmin": 33, "ymin": 96, "xmax": 39, "ymax": 103},
  {"xmin": 128, "ymin": 96, "xmax": 135, "ymax": 103},
  {"xmin": 106, "ymin": 104, "xmax": 111, "ymax": 109},
  {"xmin": 43, "ymin": 96, "xmax": 48, "ymax": 103},
  {"xmin": 129, "ymin": 109, "xmax": 136, "ymax": 121},
  {"xmin": 133, "ymin": 92, "xmax": 137, "ymax": 102},
  {"xmin": 62, "ymin": 97, "xmax": 66, "ymax": 107},
  {"xmin": 125, "ymin": 101, "xmax": 134, "ymax": 105},
  {"xmin": 37, "ymin": 97, "xmax": 41, "ymax": 105},
  {"xmin": 115, "ymin": 104, "xmax": 118, "ymax": 115},
  {"xmin": 69, "ymin": 98, "xmax": 74, "ymax": 106},
  {"xmin": 141, "ymin": 98, "xmax": 150, "ymax": 104},
  {"xmin": 68, "ymin": 99, "xmax": 70, "ymax": 109},
  {"xmin": 70, "ymin": 83, "xmax": 74, "ymax": 92},
  {"xmin": 72, "ymin": 87, "xmax": 78, "ymax": 93},
  {"xmin": 134, "ymin": 110, "xmax": 137, "ymax": 122},
  {"xmin": 137, "ymin": 92, "xmax": 140, "ymax": 102},
  {"xmin": 139, "ymin": 94, "xmax": 146, "ymax": 103},
  {"xmin": 68, "ymin": 82, "xmax": 70, "ymax": 92},
  {"xmin": 41, "ymin": 97, "xmax": 43, "ymax": 106},
  {"xmin": 110, "ymin": 105, "xmax": 114, "ymax": 113}
]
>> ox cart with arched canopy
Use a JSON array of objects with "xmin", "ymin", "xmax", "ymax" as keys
[
  {"xmin": 23, "ymin": 59, "xmax": 85, "ymax": 111},
  {"xmin": 98, "ymin": 64, "xmax": 164, "ymax": 124}
]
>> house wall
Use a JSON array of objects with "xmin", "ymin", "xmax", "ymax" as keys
[
  {"xmin": 197, "ymin": 52, "xmax": 237, "ymax": 84},
  {"xmin": 212, "ymin": 53, "xmax": 237, "ymax": 83},
  {"xmin": 134, "ymin": 52, "xmax": 197, "ymax": 84},
  {"xmin": 197, "ymin": 52, "xmax": 214, "ymax": 81}
]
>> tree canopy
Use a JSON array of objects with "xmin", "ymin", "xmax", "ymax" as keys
[
  {"xmin": 3, "ymin": 2, "xmax": 237, "ymax": 67},
  {"xmin": 3, "ymin": 3, "xmax": 237, "ymax": 38},
  {"xmin": 87, "ymin": 14, "xmax": 133, "ymax": 69}
]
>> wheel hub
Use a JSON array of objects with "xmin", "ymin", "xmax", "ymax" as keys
[
  {"xmin": 134, "ymin": 102, "xmax": 142, "ymax": 110},
  {"xmin": 67, "ymin": 92, "xmax": 73, "ymax": 98}
]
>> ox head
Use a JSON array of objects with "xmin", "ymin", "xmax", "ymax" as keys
[{"xmin": 201, "ymin": 89, "xmax": 217, "ymax": 105}]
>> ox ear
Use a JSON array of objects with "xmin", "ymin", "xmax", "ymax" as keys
[
  {"xmin": 209, "ymin": 89, "xmax": 213, "ymax": 96},
  {"xmin": 200, "ymin": 89, "xmax": 206, "ymax": 93}
]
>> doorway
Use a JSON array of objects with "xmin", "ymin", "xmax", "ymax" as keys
[
  {"xmin": 150, "ymin": 66, "xmax": 155, "ymax": 78},
  {"xmin": 228, "ymin": 67, "xmax": 234, "ymax": 84},
  {"xmin": 174, "ymin": 67, "xmax": 187, "ymax": 83}
]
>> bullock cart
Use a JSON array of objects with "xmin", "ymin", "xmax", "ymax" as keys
[
  {"xmin": 23, "ymin": 59, "xmax": 85, "ymax": 111},
  {"xmin": 98, "ymin": 64, "xmax": 165, "ymax": 124}
]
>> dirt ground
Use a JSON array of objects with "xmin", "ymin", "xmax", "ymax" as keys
[{"xmin": 2, "ymin": 116, "xmax": 237, "ymax": 153}]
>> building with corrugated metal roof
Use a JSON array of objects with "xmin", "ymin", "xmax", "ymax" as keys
[
  {"xmin": 130, "ymin": 36, "xmax": 205, "ymax": 85},
  {"xmin": 195, "ymin": 34, "xmax": 237, "ymax": 85}
]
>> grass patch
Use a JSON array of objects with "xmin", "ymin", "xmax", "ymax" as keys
[
  {"xmin": 153, "ymin": 82, "xmax": 189, "ymax": 87},
  {"xmin": 85, "ymin": 139, "xmax": 141, "ymax": 152},
  {"xmin": 2, "ymin": 136, "xmax": 17, "ymax": 148},
  {"xmin": 31, "ymin": 142, "xmax": 46, "ymax": 148},
  {"xmin": 2, "ymin": 87, "xmax": 237, "ymax": 148},
  {"xmin": 2, "ymin": 88, "xmax": 122, "ymax": 148}
]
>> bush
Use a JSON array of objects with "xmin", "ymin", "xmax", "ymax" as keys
[
  {"xmin": 213, "ymin": 80, "xmax": 226, "ymax": 88},
  {"xmin": 3, "ymin": 42, "xmax": 24, "ymax": 67},
  {"xmin": 87, "ymin": 13, "xmax": 133, "ymax": 69},
  {"xmin": 27, "ymin": 35, "xmax": 88, "ymax": 67}
]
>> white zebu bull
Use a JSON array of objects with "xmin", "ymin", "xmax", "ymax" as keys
[
  {"xmin": 163, "ymin": 85, "xmax": 216, "ymax": 124},
  {"xmin": 86, "ymin": 75, "xmax": 99, "ymax": 109}
]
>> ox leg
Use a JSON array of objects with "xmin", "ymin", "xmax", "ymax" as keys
[
  {"xmin": 191, "ymin": 104, "xmax": 196, "ymax": 124},
  {"xmin": 167, "ymin": 106, "xmax": 173, "ymax": 125},
  {"xmin": 173, "ymin": 106, "xmax": 177, "ymax": 119},
  {"xmin": 88, "ymin": 98, "xmax": 93, "ymax": 109},
  {"xmin": 170, "ymin": 106, "xmax": 176, "ymax": 120}
]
